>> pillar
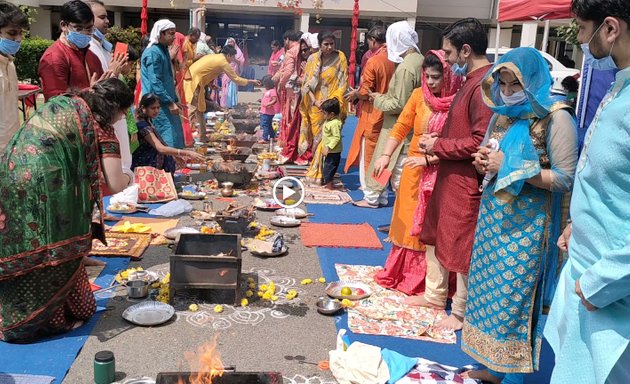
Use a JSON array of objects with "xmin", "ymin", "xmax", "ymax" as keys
[
  {"xmin": 114, "ymin": 11, "xmax": 122, "ymax": 28},
  {"xmin": 407, "ymin": 16, "xmax": 416, "ymax": 29},
  {"xmin": 488, "ymin": 26, "xmax": 513, "ymax": 48},
  {"xmin": 29, "ymin": 8, "xmax": 52, "ymax": 39},
  {"xmin": 297, "ymin": 12, "xmax": 310, "ymax": 33},
  {"xmin": 520, "ymin": 21, "xmax": 538, "ymax": 48}
]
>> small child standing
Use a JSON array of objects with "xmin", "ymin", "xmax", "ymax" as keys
[
  {"xmin": 320, "ymin": 98, "xmax": 343, "ymax": 190},
  {"xmin": 259, "ymin": 75, "xmax": 280, "ymax": 143}
]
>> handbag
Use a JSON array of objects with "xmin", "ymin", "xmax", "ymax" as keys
[{"xmin": 134, "ymin": 166, "xmax": 178, "ymax": 203}]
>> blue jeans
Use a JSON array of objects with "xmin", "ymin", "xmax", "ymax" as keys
[{"xmin": 259, "ymin": 113, "xmax": 275, "ymax": 141}]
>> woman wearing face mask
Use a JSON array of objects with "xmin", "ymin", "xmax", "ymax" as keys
[
  {"xmin": 38, "ymin": 0, "xmax": 110, "ymax": 101},
  {"xmin": 0, "ymin": 78, "xmax": 135, "ymax": 343},
  {"xmin": 461, "ymin": 47, "xmax": 578, "ymax": 384},
  {"xmin": 0, "ymin": 2, "xmax": 28, "ymax": 152}
]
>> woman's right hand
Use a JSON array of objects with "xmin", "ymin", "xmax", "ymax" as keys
[
  {"xmin": 472, "ymin": 147, "xmax": 490, "ymax": 174},
  {"xmin": 373, "ymin": 155, "xmax": 390, "ymax": 177},
  {"xmin": 557, "ymin": 223, "xmax": 572, "ymax": 252},
  {"xmin": 182, "ymin": 150, "xmax": 206, "ymax": 162}
]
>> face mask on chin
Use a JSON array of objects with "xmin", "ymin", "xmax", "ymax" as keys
[
  {"xmin": 500, "ymin": 89, "xmax": 528, "ymax": 106},
  {"xmin": 451, "ymin": 49, "xmax": 468, "ymax": 76},
  {"xmin": 581, "ymin": 22, "xmax": 618, "ymax": 71}
]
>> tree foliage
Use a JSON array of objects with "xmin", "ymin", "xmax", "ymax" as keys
[
  {"xmin": 556, "ymin": 20, "xmax": 579, "ymax": 46},
  {"xmin": 14, "ymin": 37, "xmax": 54, "ymax": 83}
]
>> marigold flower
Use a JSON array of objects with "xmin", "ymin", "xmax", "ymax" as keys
[{"xmin": 214, "ymin": 305, "xmax": 224, "ymax": 313}]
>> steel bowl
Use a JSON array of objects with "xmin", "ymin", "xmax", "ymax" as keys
[
  {"xmin": 127, "ymin": 280, "xmax": 150, "ymax": 299},
  {"xmin": 316, "ymin": 297, "xmax": 343, "ymax": 315}
]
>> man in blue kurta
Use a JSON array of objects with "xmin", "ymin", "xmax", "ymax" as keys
[
  {"xmin": 544, "ymin": 2, "xmax": 630, "ymax": 383},
  {"xmin": 141, "ymin": 19, "xmax": 184, "ymax": 148}
]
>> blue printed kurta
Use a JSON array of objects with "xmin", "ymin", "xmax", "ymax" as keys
[
  {"xmin": 545, "ymin": 67, "xmax": 630, "ymax": 384},
  {"xmin": 141, "ymin": 43, "xmax": 184, "ymax": 149}
]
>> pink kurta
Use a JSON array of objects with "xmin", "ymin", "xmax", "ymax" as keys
[{"xmin": 419, "ymin": 65, "xmax": 493, "ymax": 275}]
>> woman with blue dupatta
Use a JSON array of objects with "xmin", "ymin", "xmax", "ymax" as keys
[{"xmin": 461, "ymin": 47, "xmax": 578, "ymax": 384}]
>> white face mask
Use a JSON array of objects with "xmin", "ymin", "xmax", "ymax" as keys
[{"xmin": 500, "ymin": 90, "xmax": 527, "ymax": 106}]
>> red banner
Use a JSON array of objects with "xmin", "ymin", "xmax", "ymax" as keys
[{"xmin": 498, "ymin": 0, "xmax": 572, "ymax": 22}]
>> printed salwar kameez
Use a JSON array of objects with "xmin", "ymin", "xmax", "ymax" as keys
[
  {"xmin": 461, "ymin": 48, "xmax": 577, "ymax": 379},
  {"xmin": 0, "ymin": 96, "xmax": 117, "ymax": 342}
]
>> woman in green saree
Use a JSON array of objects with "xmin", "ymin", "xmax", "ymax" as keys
[{"xmin": 0, "ymin": 78, "xmax": 134, "ymax": 343}]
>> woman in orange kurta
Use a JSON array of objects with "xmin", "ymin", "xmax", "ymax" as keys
[{"xmin": 372, "ymin": 51, "xmax": 461, "ymax": 295}]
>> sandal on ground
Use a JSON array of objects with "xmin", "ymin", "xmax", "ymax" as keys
[{"xmin": 352, "ymin": 200, "xmax": 380, "ymax": 209}]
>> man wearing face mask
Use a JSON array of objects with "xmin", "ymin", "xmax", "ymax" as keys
[
  {"xmin": 87, "ymin": 0, "xmax": 112, "ymax": 72},
  {"xmin": 413, "ymin": 18, "xmax": 493, "ymax": 331},
  {"xmin": 544, "ymin": 2, "xmax": 630, "ymax": 384},
  {"xmin": 38, "ymin": 0, "xmax": 104, "ymax": 101},
  {"xmin": 0, "ymin": 2, "xmax": 28, "ymax": 152}
]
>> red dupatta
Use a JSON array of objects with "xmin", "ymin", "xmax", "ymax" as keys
[{"xmin": 410, "ymin": 50, "xmax": 462, "ymax": 236}]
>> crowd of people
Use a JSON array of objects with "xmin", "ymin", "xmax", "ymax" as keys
[{"xmin": 1, "ymin": 0, "xmax": 630, "ymax": 383}]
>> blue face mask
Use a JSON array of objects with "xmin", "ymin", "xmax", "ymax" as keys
[
  {"xmin": 67, "ymin": 31, "xmax": 92, "ymax": 49},
  {"xmin": 581, "ymin": 22, "xmax": 618, "ymax": 71},
  {"xmin": 0, "ymin": 38, "xmax": 21, "ymax": 56},
  {"xmin": 93, "ymin": 28, "xmax": 113, "ymax": 52},
  {"xmin": 450, "ymin": 49, "xmax": 468, "ymax": 76}
]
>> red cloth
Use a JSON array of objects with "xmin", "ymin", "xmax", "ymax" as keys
[
  {"xmin": 374, "ymin": 246, "xmax": 427, "ymax": 295},
  {"xmin": 498, "ymin": 0, "xmax": 571, "ymax": 22},
  {"xmin": 38, "ymin": 39, "xmax": 104, "ymax": 101},
  {"xmin": 419, "ymin": 65, "xmax": 493, "ymax": 275},
  {"xmin": 18, "ymin": 84, "xmax": 40, "ymax": 108},
  {"xmin": 173, "ymin": 32, "xmax": 193, "ymax": 147}
]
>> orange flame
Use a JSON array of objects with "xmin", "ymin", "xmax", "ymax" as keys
[{"xmin": 178, "ymin": 335, "xmax": 225, "ymax": 384}]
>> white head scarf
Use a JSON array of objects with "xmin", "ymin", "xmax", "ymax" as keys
[
  {"xmin": 386, "ymin": 21, "xmax": 419, "ymax": 63},
  {"xmin": 148, "ymin": 19, "xmax": 176, "ymax": 48},
  {"xmin": 301, "ymin": 32, "xmax": 319, "ymax": 49}
]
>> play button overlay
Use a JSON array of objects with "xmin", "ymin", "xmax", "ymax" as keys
[{"xmin": 273, "ymin": 176, "xmax": 305, "ymax": 208}]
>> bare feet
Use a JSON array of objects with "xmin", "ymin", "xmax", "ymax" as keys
[
  {"xmin": 352, "ymin": 200, "xmax": 379, "ymax": 209},
  {"xmin": 324, "ymin": 182, "xmax": 335, "ymax": 190},
  {"xmin": 404, "ymin": 295, "xmax": 443, "ymax": 308},
  {"xmin": 436, "ymin": 313, "xmax": 464, "ymax": 331},
  {"xmin": 83, "ymin": 256, "xmax": 106, "ymax": 267},
  {"xmin": 461, "ymin": 369, "xmax": 501, "ymax": 384}
]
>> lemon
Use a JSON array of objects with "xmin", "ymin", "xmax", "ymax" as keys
[
  {"xmin": 284, "ymin": 199, "xmax": 297, "ymax": 205},
  {"xmin": 188, "ymin": 303, "xmax": 199, "ymax": 312},
  {"xmin": 340, "ymin": 286, "xmax": 353, "ymax": 296}
]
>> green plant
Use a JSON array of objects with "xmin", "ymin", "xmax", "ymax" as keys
[
  {"xmin": 106, "ymin": 26, "xmax": 142, "ymax": 89},
  {"xmin": 14, "ymin": 37, "xmax": 54, "ymax": 83},
  {"xmin": 556, "ymin": 19, "xmax": 579, "ymax": 46},
  {"xmin": 18, "ymin": 5, "xmax": 37, "ymax": 38}
]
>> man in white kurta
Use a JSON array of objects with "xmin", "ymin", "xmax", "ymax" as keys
[{"xmin": 544, "ymin": 3, "xmax": 630, "ymax": 383}]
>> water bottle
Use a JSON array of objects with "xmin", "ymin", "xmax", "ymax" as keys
[{"xmin": 93, "ymin": 350, "xmax": 115, "ymax": 384}]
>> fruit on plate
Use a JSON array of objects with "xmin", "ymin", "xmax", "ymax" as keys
[
  {"xmin": 354, "ymin": 288, "xmax": 366, "ymax": 296},
  {"xmin": 340, "ymin": 286, "xmax": 353, "ymax": 296}
]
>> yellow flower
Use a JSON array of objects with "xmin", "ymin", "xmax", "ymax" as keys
[
  {"xmin": 341, "ymin": 299, "xmax": 354, "ymax": 308},
  {"xmin": 318, "ymin": 277, "xmax": 326, "ymax": 284},
  {"xmin": 260, "ymin": 284, "xmax": 268, "ymax": 291},
  {"xmin": 214, "ymin": 305, "xmax": 224, "ymax": 313},
  {"xmin": 271, "ymin": 295, "xmax": 278, "ymax": 301},
  {"xmin": 247, "ymin": 277, "xmax": 255, "ymax": 283},
  {"xmin": 188, "ymin": 303, "xmax": 199, "ymax": 312},
  {"xmin": 300, "ymin": 278, "xmax": 313, "ymax": 285},
  {"xmin": 248, "ymin": 282, "xmax": 256, "ymax": 289},
  {"xmin": 241, "ymin": 298, "xmax": 249, "ymax": 307},
  {"xmin": 262, "ymin": 292, "xmax": 272, "ymax": 301},
  {"xmin": 257, "ymin": 291, "xmax": 264, "ymax": 297},
  {"xmin": 246, "ymin": 290, "xmax": 254, "ymax": 297}
]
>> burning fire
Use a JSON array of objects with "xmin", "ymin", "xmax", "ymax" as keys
[{"xmin": 179, "ymin": 335, "xmax": 225, "ymax": 384}]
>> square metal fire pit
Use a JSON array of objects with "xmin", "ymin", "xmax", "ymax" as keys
[
  {"xmin": 156, "ymin": 371, "xmax": 282, "ymax": 384},
  {"xmin": 170, "ymin": 234, "xmax": 242, "ymax": 305}
]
